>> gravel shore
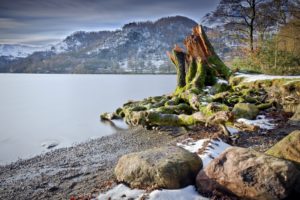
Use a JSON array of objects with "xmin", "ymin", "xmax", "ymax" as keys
[
  {"xmin": 1, "ymin": 119, "xmax": 298, "ymax": 200},
  {"xmin": 0, "ymin": 127, "xmax": 183, "ymax": 200}
]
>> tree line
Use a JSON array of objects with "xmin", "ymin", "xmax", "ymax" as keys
[{"xmin": 204, "ymin": 0, "xmax": 300, "ymax": 75}]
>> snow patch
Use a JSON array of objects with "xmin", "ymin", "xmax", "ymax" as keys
[
  {"xmin": 237, "ymin": 115, "xmax": 276, "ymax": 130},
  {"xmin": 98, "ymin": 184, "xmax": 144, "ymax": 200},
  {"xmin": 235, "ymin": 73, "xmax": 300, "ymax": 82},
  {"xmin": 177, "ymin": 138, "xmax": 232, "ymax": 167},
  {"xmin": 217, "ymin": 78, "xmax": 229, "ymax": 85},
  {"xmin": 148, "ymin": 185, "xmax": 208, "ymax": 200},
  {"xmin": 98, "ymin": 184, "xmax": 208, "ymax": 200}
]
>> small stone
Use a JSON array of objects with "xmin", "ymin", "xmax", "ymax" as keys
[{"xmin": 48, "ymin": 186, "xmax": 59, "ymax": 192}]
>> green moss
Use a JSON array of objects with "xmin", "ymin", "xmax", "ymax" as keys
[
  {"xmin": 243, "ymin": 96, "xmax": 257, "ymax": 104},
  {"xmin": 172, "ymin": 50, "xmax": 186, "ymax": 88},
  {"xmin": 212, "ymin": 82, "xmax": 231, "ymax": 94},
  {"xmin": 174, "ymin": 86, "xmax": 186, "ymax": 95},
  {"xmin": 199, "ymin": 103, "xmax": 229, "ymax": 117},
  {"xmin": 212, "ymin": 92, "xmax": 230, "ymax": 103},
  {"xmin": 154, "ymin": 107, "xmax": 176, "ymax": 114},
  {"xmin": 204, "ymin": 67, "xmax": 217, "ymax": 86},
  {"xmin": 116, "ymin": 107, "xmax": 125, "ymax": 117},
  {"xmin": 199, "ymin": 105, "xmax": 214, "ymax": 116},
  {"xmin": 129, "ymin": 106, "xmax": 147, "ymax": 112},
  {"xmin": 257, "ymin": 102, "xmax": 273, "ymax": 110},
  {"xmin": 185, "ymin": 58, "xmax": 197, "ymax": 84},
  {"xmin": 189, "ymin": 87, "xmax": 201, "ymax": 95},
  {"xmin": 178, "ymin": 114, "xmax": 198, "ymax": 126},
  {"xmin": 191, "ymin": 60, "xmax": 206, "ymax": 89},
  {"xmin": 229, "ymin": 76, "xmax": 245, "ymax": 86},
  {"xmin": 207, "ymin": 55, "xmax": 232, "ymax": 80}
]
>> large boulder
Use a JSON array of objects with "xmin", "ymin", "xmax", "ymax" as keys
[
  {"xmin": 115, "ymin": 146, "xmax": 202, "ymax": 189},
  {"xmin": 289, "ymin": 104, "xmax": 300, "ymax": 125},
  {"xmin": 266, "ymin": 130, "xmax": 300, "ymax": 167},
  {"xmin": 196, "ymin": 147, "xmax": 300, "ymax": 200},
  {"xmin": 232, "ymin": 103, "xmax": 259, "ymax": 119}
]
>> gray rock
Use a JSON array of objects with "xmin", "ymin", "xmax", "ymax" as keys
[
  {"xmin": 115, "ymin": 146, "xmax": 202, "ymax": 189},
  {"xmin": 196, "ymin": 147, "xmax": 300, "ymax": 200}
]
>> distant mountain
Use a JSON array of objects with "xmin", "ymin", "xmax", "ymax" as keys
[{"xmin": 0, "ymin": 16, "xmax": 231, "ymax": 74}]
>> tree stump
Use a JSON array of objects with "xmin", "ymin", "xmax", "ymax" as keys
[{"xmin": 101, "ymin": 25, "xmax": 233, "ymax": 133}]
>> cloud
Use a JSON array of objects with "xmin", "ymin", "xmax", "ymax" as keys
[{"xmin": 0, "ymin": 0, "xmax": 219, "ymax": 45}]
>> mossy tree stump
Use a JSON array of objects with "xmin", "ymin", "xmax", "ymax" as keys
[
  {"xmin": 168, "ymin": 25, "xmax": 231, "ymax": 110},
  {"xmin": 101, "ymin": 25, "xmax": 233, "ymax": 134}
]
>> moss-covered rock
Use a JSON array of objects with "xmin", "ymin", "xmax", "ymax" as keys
[
  {"xmin": 199, "ymin": 102, "xmax": 229, "ymax": 117},
  {"xmin": 266, "ymin": 130, "xmax": 300, "ymax": 167},
  {"xmin": 211, "ymin": 81, "xmax": 231, "ymax": 94},
  {"xmin": 232, "ymin": 103, "xmax": 259, "ymax": 119}
]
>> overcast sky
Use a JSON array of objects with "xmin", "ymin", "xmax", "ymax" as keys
[{"xmin": 0, "ymin": 0, "xmax": 219, "ymax": 45}]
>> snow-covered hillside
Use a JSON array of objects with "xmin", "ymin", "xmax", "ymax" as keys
[
  {"xmin": 0, "ymin": 44, "xmax": 48, "ymax": 59},
  {"xmin": 0, "ymin": 16, "xmax": 231, "ymax": 73}
]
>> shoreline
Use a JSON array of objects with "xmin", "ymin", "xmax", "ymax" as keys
[
  {"xmin": 0, "ymin": 127, "xmax": 184, "ymax": 200},
  {"xmin": 1, "ymin": 120, "xmax": 299, "ymax": 200}
]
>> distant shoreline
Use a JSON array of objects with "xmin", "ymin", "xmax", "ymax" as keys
[{"xmin": 0, "ymin": 72, "xmax": 177, "ymax": 75}]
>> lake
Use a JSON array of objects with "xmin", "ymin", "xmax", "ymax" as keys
[{"xmin": 0, "ymin": 74, "xmax": 176, "ymax": 165}]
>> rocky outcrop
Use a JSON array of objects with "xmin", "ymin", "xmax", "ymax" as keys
[
  {"xmin": 229, "ymin": 77, "xmax": 300, "ymax": 113},
  {"xmin": 196, "ymin": 147, "xmax": 300, "ymax": 200},
  {"xmin": 266, "ymin": 130, "xmax": 300, "ymax": 167},
  {"xmin": 115, "ymin": 146, "xmax": 202, "ymax": 189},
  {"xmin": 232, "ymin": 103, "xmax": 259, "ymax": 119}
]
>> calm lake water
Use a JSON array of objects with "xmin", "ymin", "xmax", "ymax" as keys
[{"xmin": 0, "ymin": 74, "xmax": 176, "ymax": 165}]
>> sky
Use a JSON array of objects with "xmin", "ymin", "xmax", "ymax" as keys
[{"xmin": 0, "ymin": 0, "xmax": 219, "ymax": 45}]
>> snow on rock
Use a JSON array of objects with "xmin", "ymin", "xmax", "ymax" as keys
[
  {"xmin": 98, "ymin": 184, "xmax": 144, "ymax": 200},
  {"xmin": 148, "ymin": 185, "xmax": 208, "ymax": 200},
  {"xmin": 177, "ymin": 138, "xmax": 232, "ymax": 167},
  {"xmin": 237, "ymin": 115, "xmax": 276, "ymax": 130},
  {"xmin": 235, "ymin": 73, "xmax": 300, "ymax": 82}
]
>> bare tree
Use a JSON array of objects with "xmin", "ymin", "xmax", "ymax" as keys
[{"xmin": 204, "ymin": 0, "xmax": 267, "ymax": 52}]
